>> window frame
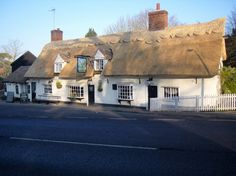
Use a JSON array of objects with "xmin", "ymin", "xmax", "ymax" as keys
[
  {"xmin": 77, "ymin": 56, "xmax": 87, "ymax": 73},
  {"xmin": 117, "ymin": 85, "xmax": 134, "ymax": 101},
  {"xmin": 44, "ymin": 84, "xmax": 52, "ymax": 94},
  {"xmin": 54, "ymin": 62, "xmax": 63, "ymax": 73},
  {"xmin": 163, "ymin": 87, "xmax": 179, "ymax": 98},
  {"xmin": 68, "ymin": 86, "xmax": 84, "ymax": 98}
]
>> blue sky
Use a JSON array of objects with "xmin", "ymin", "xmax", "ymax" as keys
[{"xmin": 0, "ymin": 0, "xmax": 235, "ymax": 56}]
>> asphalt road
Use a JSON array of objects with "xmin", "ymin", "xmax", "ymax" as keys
[{"xmin": 0, "ymin": 102, "xmax": 235, "ymax": 176}]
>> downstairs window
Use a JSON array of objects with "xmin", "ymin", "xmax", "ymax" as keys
[
  {"xmin": 164, "ymin": 87, "xmax": 179, "ymax": 98},
  {"xmin": 117, "ymin": 85, "xmax": 134, "ymax": 100},
  {"xmin": 44, "ymin": 84, "xmax": 52, "ymax": 94},
  {"xmin": 68, "ymin": 86, "xmax": 84, "ymax": 98}
]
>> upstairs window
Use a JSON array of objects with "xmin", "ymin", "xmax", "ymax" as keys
[
  {"xmin": 164, "ymin": 87, "xmax": 179, "ymax": 98},
  {"xmin": 94, "ymin": 50, "xmax": 107, "ymax": 71},
  {"xmin": 44, "ymin": 84, "xmax": 52, "ymax": 94},
  {"xmin": 54, "ymin": 54, "xmax": 65, "ymax": 73},
  {"xmin": 77, "ymin": 57, "xmax": 87, "ymax": 73},
  {"xmin": 55, "ymin": 63, "xmax": 63, "ymax": 73},
  {"xmin": 118, "ymin": 85, "xmax": 134, "ymax": 100}
]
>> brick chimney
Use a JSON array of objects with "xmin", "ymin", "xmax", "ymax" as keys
[
  {"xmin": 51, "ymin": 28, "xmax": 63, "ymax": 42},
  {"xmin": 148, "ymin": 3, "xmax": 168, "ymax": 31}
]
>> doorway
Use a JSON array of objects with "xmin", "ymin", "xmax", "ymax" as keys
[
  {"xmin": 148, "ymin": 85, "xmax": 158, "ymax": 110},
  {"xmin": 88, "ymin": 85, "xmax": 95, "ymax": 105},
  {"xmin": 31, "ymin": 82, "xmax": 36, "ymax": 102}
]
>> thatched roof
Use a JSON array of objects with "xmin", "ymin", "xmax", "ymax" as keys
[
  {"xmin": 4, "ymin": 66, "xmax": 30, "ymax": 83},
  {"xmin": 11, "ymin": 51, "xmax": 37, "ymax": 72},
  {"xmin": 25, "ymin": 18, "xmax": 226, "ymax": 79}
]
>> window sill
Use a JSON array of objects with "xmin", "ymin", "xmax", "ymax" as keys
[
  {"xmin": 68, "ymin": 97, "xmax": 84, "ymax": 101},
  {"xmin": 118, "ymin": 99, "xmax": 134, "ymax": 105}
]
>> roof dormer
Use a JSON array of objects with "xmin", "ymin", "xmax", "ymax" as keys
[
  {"xmin": 54, "ymin": 54, "xmax": 66, "ymax": 73},
  {"xmin": 94, "ymin": 50, "xmax": 107, "ymax": 71}
]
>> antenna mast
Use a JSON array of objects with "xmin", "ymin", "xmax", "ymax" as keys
[{"xmin": 49, "ymin": 8, "xmax": 56, "ymax": 29}]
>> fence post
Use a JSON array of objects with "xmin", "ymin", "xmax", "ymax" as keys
[{"xmin": 196, "ymin": 96, "xmax": 199, "ymax": 112}]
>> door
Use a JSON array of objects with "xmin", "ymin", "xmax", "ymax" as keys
[
  {"xmin": 148, "ymin": 86, "xmax": 157, "ymax": 98},
  {"xmin": 31, "ymin": 82, "xmax": 36, "ymax": 102},
  {"xmin": 148, "ymin": 85, "xmax": 157, "ymax": 110},
  {"xmin": 88, "ymin": 85, "xmax": 95, "ymax": 105}
]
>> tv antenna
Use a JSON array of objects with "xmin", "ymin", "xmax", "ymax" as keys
[{"xmin": 49, "ymin": 8, "xmax": 56, "ymax": 29}]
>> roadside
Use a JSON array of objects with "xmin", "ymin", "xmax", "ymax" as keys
[{"xmin": 0, "ymin": 100, "xmax": 236, "ymax": 121}]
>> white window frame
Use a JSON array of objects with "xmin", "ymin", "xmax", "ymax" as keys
[
  {"xmin": 117, "ymin": 85, "xmax": 134, "ymax": 100},
  {"xmin": 68, "ymin": 86, "xmax": 84, "ymax": 98},
  {"xmin": 94, "ymin": 59, "xmax": 106, "ymax": 71},
  {"xmin": 94, "ymin": 50, "xmax": 107, "ymax": 71},
  {"xmin": 44, "ymin": 84, "xmax": 52, "ymax": 94},
  {"xmin": 54, "ymin": 62, "xmax": 63, "ymax": 73},
  {"xmin": 164, "ymin": 87, "xmax": 179, "ymax": 98}
]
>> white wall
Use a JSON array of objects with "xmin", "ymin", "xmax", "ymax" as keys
[
  {"xmin": 5, "ymin": 83, "xmax": 28, "ymax": 99},
  {"xmin": 28, "ymin": 78, "xmax": 88, "ymax": 104},
  {"xmin": 27, "ymin": 75, "xmax": 220, "ymax": 108}
]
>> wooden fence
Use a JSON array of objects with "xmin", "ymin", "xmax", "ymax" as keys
[{"xmin": 150, "ymin": 94, "xmax": 236, "ymax": 112}]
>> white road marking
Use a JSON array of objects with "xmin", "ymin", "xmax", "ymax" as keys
[
  {"xmin": 150, "ymin": 118, "xmax": 185, "ymax": 122},
  {"xmin": 207, "ymin": 119, "xmax": 236, "ymax": 122},
  {"xmin": 10, "ymin": 137, "xmax": 157, "ymax": 151},
  {"xmin": 108, "ymin": 117, "xmax": 136, "ymax": 121},
  {"xmin": 68, "ymin": 116, "xmax": 89, "ymax": 119}
]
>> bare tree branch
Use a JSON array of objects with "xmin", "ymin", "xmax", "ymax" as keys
[
  {"xmin": 104, "ymin": 10, "xmax": 182, "ymax": 34},
  {"xmin": 227, "ymin": 6, "xmax": 236, "ymax": 35},
  {"xmin": 1, "ymin": 40, "xmax": 23, "ymax": 61}
]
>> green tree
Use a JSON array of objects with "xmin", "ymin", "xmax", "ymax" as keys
[
  {"xmin": 85, "ymin": 28, "xmax": 97, "ymax": 37},
  {"xmin": 221, "ymin": 66, "xmax": 236, "ymax": 93}
]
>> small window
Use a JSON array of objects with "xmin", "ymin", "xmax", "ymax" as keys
[
  {"xmin": 55, "ymin": 63, "xmax": 63, "ymax": 73},
  {"xmin": 94, "ymin": 59, "xmax": 107, "ymax": 71},
  {"xmin": 15, "ymin": 85, "xmax": 19, "ymax": 94},
  {"xmin": 112, "ymin": 84, "xmax": 117, "ymax": 90},
  {"xmin": 44, "ymin": 84, "xmax": 52, "ymax": 94},
  {"xmin": 77, "ymin": 57, "xmax": 87, "ymax": 73},
  {"xmin": 118, "ymin": 85, "xmax": 133, "ymax": 100},
  {"xmin": 68, "ymin": 86, "xmax": 84, "ymax": 98},
  {"xmin": 164, "ymin": 87, "xmax": 179, "ymax": 98}
]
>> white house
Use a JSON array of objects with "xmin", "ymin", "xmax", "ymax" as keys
[
  {"xmin": 24, "ymin": 4, "xmax": 226, "ymax": 110},
  {"xmin": 4, "ymin": 51, "xmax": 37, "ymax": 101}
]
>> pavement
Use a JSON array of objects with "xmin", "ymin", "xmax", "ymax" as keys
[{"xmin": 0, "ymin": 100, "xmax": 236, "ymax": 120}]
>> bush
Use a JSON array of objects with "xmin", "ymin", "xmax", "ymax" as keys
[{"xmin": 221, "ymin": 66, "xmax": 236, "ymax": 93}]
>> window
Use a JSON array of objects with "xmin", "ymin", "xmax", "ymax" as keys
[
  {"xmin": 94, "ymin": 59, "xmax": 107, "ymax": 71},
  {"xmin": 112, "ymin": 84, "xmax": 117, "ymax": 90},
  {"xmin": 15, "ymin": 85, "xmax": 19, "ymax": 94},
  {"xmin": 164, "ymin": 87, "xmax": 179, "ymax": 98},
  {"xmin": 44, "ymin": 84, "xmax": 52, "ymax": 94},
  {"xmin": 68, "ymin": 86, "xmax": 84, "ymax": 98},
  {"xmin": 118, "ymin": 85, "xmax": 133, "ymax": 100},
  {"xmin": 54, "ymin": 63, "xmax": 63, "ymax": 73},
  {"xmin": 77, "ymin": 57, "xmax": 87, "ymax": 73}
]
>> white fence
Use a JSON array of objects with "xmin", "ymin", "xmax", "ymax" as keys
[{"xmin": 150, "ymin": 94, "xmax": 236, "ymax": 112}]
